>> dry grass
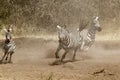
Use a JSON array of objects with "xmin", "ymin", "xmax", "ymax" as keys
[
  {"xmin": 1, "ymin": 31, "xmax": 120, "ymax": 41},
  {"xmin": 0, "ymin": 0, "xmax": 120, "ymax": 42}
]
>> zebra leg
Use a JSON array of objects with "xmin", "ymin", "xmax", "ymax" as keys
[
  {"xmin": 0, "ymin": 51, "xmax": 7, "ymax": 63},
  {"xmin": 84, "ymin": 45, "xmax": 91, "ymax": 51},
  {"xmin": 5, "ymin": 52, "xmax": 9, "ymax": 61},
  {"xmin": 55, "ymin": 46, "xmax": 61, "ymax": 59},
  {"xmin": 80, "ymin": 41, "xmax": 85, "ymax": 50},
  {"xmin": 8, "ymin": 52, "xmax": 14, "ymax": 63},
  {"xmin": 72, "ymin": 48, "xmax": 77, "ymax": 61},
  {"xmin": 84, "ymin": 41, "xmax": 94, "ymax": 51},
  {"xmin": 61, "ymin": 50, "xmax": 68, "ymax": 62}
]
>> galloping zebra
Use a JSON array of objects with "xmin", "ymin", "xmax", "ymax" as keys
[
  {"xmin": 55, "ymin": 25, "xmax": 82, "ymax": 62},
  {"xmin": 0, "ymin": 27, "xmax": 16, "ymax": 64},
  {"xmin": 79, "ymin": 16, "xmax": 102, "ymax": 51}
]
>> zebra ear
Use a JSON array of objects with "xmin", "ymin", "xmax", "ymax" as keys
[
  {"xmin": 77, "ymin": 28, "xmax": 79, "ymax": 31},
  {"xmin": 57, "ymin": 25, "xmax": 62, "ymax": 30},
  {"xmin": 9, "ymin": 28, "xmax": 12, "ymax": 32},
  {"xmin": 4, "ymin": 28, "xmax": 7, "ymax": 32},
  {"xmin": 95, "ymin": 16, "xmax": 99, "ymax": 20}
]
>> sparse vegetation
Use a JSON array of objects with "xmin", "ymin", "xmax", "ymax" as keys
[
  {"xmin": 46, "ymin": 72, "xmax": 54, "ymax": 80},
  {"xmin": 0, "ymin": 0, "xmax": 120, "ymax": 40}
]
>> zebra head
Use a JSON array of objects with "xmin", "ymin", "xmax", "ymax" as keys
[
  {"xmin": 57, "ymin": 25, "xmax": 69, "ymax": 41},
  {"xmin": 4, "ymin": 27, "xmax": 12, "ymax": 40},
  {"xmin": 93, "ymin": 16, "xmax": 102, "ymax": 32}
]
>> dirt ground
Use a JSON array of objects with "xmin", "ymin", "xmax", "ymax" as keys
[{"xmin": 0, "ymin": 37, "xmax": 120, "ymax": 80}]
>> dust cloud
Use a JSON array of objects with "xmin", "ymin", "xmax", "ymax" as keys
[
  {"xmin": 0, "ymin": 37, "xmax": 119, "ymax": 64},
  {"xmin": 0, "ymin": 38, "xmax": 120, "ymax": 80}
]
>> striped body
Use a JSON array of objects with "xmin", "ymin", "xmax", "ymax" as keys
[
  {"xmin": 3, "ymin": 41, "xmax": 16, "ymax": 53},
  {"xmin": 55, "ymin": 25, "xmax": 82, "ymax": 62},
  {"xmin": 0, "ymin": 28, "xmax": 16, "ymax": 64},
  {"xmin": 59, "ymin": 32, "xmax": 81, "ymax": 49},
  {"xmin": 0, "ymin": 40, "xmax": 16, "ymax": 64},
  {"xmin": 80, "ymin": 17, "xmax": 102, "ymax": 51}
]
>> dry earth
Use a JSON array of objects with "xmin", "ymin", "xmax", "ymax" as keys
[{"xmin": 0, "ymin": 37, "xmax": 120, "ymax": 80}]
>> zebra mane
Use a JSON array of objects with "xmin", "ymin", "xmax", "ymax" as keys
[{"xmin": 79, "ymin": 21, "xmax": 89, "ymax": 32}]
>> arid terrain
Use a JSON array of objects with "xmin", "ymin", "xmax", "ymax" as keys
[
  {"xmin": 0, "ymin": 0, "xmax": 120, "ymax": 80},
  {"xmin": 0, "ymin": 37, "xmax": 120, "ymax": 80}
]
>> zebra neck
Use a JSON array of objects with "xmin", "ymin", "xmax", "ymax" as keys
[{"xmin": 88, "ymin": 27, "xmax": 96, "ymax": 38}]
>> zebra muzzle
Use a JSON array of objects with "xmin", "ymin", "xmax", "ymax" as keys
[{"xmin": 97, "ymin": 27, "xmax": 102, "ymax": 32}]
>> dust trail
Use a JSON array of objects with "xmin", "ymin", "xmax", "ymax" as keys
[{"xmin": 0, "ymin": 37, "xmax": 120, "ymax": 64}]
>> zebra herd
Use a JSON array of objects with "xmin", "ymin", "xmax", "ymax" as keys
[
  {"xmin": 55, "ymin": 16, "xmax": 102, "ymax": 62},
  {"xmin": 0, "ymin": 16, "xmax": 101, "ymax": 64}
]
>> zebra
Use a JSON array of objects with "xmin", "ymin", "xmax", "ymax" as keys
[
  {"xmin": 0, "ymin": 27, "xmax": 16, "ymax": 64},
  {"xmin": 79, "ymin": 16, "xmax": 102, "ymax": 51},
  {"xmin": 55, "ymin": 25, "xmax": 82, "ymax": 62}
]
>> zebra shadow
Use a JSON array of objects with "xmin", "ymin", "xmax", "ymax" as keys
[
  {"xmin": 0, "ymin": 61, "xmax": 12, "ymax": 64},
  {"xmin": 50, "ymin": 59, "xmax": 80, "ymax": 66}
]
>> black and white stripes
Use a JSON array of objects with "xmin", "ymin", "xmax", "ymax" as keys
[
  {"xmin": 55, "ymin": 17, "xmax": 102, "ymax": 62},
  {"xmin": 1, "ymin": 41, "xmax": 16, "ymax": 64},
  {"xmin": 55, "ymin": 25, "xmax": 82, "ymax": 62},
  {"xmin": 0, "ymin": 28, "xmax": 16, "ymax": 64},
  {"xmin": 80, "ymin": 17, "xmax": 102, "ymax": 51}
]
